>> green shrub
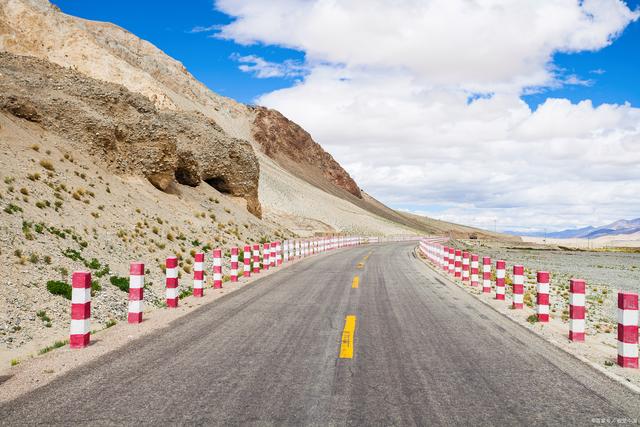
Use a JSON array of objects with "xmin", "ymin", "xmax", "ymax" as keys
[
  {"xmin": 4, "ymin": 203, "xmax": 22, "ymax": 214},
  {"xmin": 38, "ymin": 340, "xmax": 68, "ymax": 355},
  {"xmin": 91, "ymin": 280, "xmax": 102, "ymax": 296},
  {"xmin": 179, "ymin": 288, "xmax": 193, "ymax": 299},
  {"xmin": 105, "ymin": 319, "xmax": 117, "ymax": 328},
  {"xmin": 62, "ymin": 248, "xmax": 83, "ymax": 261},
  {"xmin": 46, "ymin": 280, "xmax": 72, "ymax": 300},
  {"xmin": 84, "ymin": 258, "xmax": 101, "ymax": 270},
  {"xmin": 109, "ymin": 276, "xmax": 129, "ymax": 292}
]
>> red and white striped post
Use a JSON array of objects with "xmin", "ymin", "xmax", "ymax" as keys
[
  {"xmin": 569, "ymin": 279, "xmax": 586, "ymax": 342},
  {"xmin": 462, "ymin": 252, "xmax": 470, "ymax": 282},
  {"xmin": 277, "ymin": 241, "xmax": 283, "ymax": 265},
  {"xmin": 70, "ymin": 271, "xmax": 91, "ymax": 348},
  {"xmin": 213, "ymin": 249, "xmax": 223, "ymax": 289},
  {"xmin": 263, "ymin": 243, "xmax": 270, "ymax": 270},
  {"xmin": 495, "ymin": 260, "xmax": 506, "ymax": 300},
  {"xmin": 295, "ymin": 240, "xmax": 300, "ymax": 258},
  {"xmin": 536, "ymin": 272, "xmax": 550, "ymax": 322},
  {"xmin": 454, "ymin": 250, "xmax": 462, "ymax": 278},
  {"xmin": 283, "ymin": 241, "xmax": 289, "ymax": 263},
  {"xmin": 617, "ymin": 292, "xmax": 638, "ymax": 368},
  {"xmin": 470, "ymin": 254, "xmax": 479, "ymax": 286},
  {"xmin": 270, "ymin": 242, "xmax": 277, "ymax": 268},
  {"xmin": 166, "ymin": 256, "xmax": 179, "ymax": 308},
  {"xmin": 128, "ymin": 262, "xmax": 144, "ymax": 322},
  {"xmin": 243, "ymin": 245, "xmax": 252, "ymax": 278},
  {"xmin": 193, "ymin": 253, "xmax": 204, "ymax": 297},
  {"xmin": 252, "ymin": 244, "xmax": 261, "ymax": 273},
  {"xmin": 443, "ymin": 246, "xmax": 449, "ymax": 271},
  {"xmin": 230, "ymin": 247, "xmax": 239, "ymax": 282},
  {"xmin": 482, "ymin": 256, "xmax": 492, "ymax": 293},
  {"xmin": 512, "ymin": 265, "xmax": 524, "ymax": 309},
  {"xmin": 448, "ymin": 247, "xmax": 455, "ymax": 274}
]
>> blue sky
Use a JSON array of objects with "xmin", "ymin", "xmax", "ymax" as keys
[
  {"xmin": 51, "ymin": 0, "xmax": 303, "ymax": 104},
  {"xmin": 50, "ymin": 0, "xmax": 640, "ymax": 109},
  {"xmin": 50, "ymin": 1, "xmax": 640, "ymax": 232}
]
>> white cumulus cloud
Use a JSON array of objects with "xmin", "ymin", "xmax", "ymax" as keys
[{"xmin": 214, "ymin": 0, "xmax": 640, "ymax": 232}]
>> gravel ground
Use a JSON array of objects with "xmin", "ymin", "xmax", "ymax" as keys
[{"xmin": 457, "ymin": 240, "xmax": 640, "ymax": 325}]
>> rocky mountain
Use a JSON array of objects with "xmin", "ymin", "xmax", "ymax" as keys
[{"xmin": 509, "ymin": 218, "xmax": 640, "ymax": 239}]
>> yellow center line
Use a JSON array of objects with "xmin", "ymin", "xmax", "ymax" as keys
[
  {"xmin": 339, "ymin": 315, "xmax": 357, "ymax": 359},
  {"xmin": 352, "ymin": 275, "xmax": 359, "ymax": 289}
]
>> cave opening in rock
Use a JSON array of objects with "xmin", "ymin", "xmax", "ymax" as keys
[
  {"xmin": 174, "ymin": 167, "xmax": 199, "ymax": 187},
  {"xmin": 205, "ymin": 176, "xmax": 232, "ymax": 194}
]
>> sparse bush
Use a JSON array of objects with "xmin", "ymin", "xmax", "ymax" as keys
[
  {"xmin": 62, "ymin": 248, "xmax": 83, "ymax": 261},
  {"xmin": 38, "ymin": 340, "xmax": 68, "ymax": 355},
  {"xmin": 109, "ymin": 276, "xmax": 129, "ymax": 292},
  {"xmin": 105, "ymin": 319, "xmax": 117, "ymax": 328},
  {"xmin": 46, "ymin": 280, "xmax": 72, "ymax": 300},
  {"xmin": 29, "ymin": 253, "xmax": 39, "ymax": 264},
  {"xmin": 19, "ymin": 187, "xmax": 29, "ymax": 195},
  {"xmin": 526, "ymin": 314, "xmax": 539, "ymax": 324},
  {"xmin": 43, "ymin": 255, "xmax": 52, "ymax": 264},
  {"xmin": 30, "ymin": 144, "xmax": 40, "ymax": 152},
  {"xmin": 4, "ymin": 203, "xmax": 22, "ymax": 214},
  {"xmin": 39, "ymin": 159, "xmax": 55, "ymax": 171},
  {"xmin": 10, "ymin": 359, "xmax": 20, "ymax": 367}
]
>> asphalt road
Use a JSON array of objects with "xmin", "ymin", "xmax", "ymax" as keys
[{"xmin": 2, "ymin": 242, "xmax": 639, "ymax": 425}]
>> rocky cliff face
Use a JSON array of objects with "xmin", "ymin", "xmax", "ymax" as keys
[
  {"xmin": 252, "ymin": 107, "xmax": 362, "ymax": 199},
  {"xmin": 0, "ymin": 52, "xmax": 262, "ymax": 217}
]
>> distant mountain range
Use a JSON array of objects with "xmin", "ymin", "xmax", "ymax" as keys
[{"xmin": 506, "ymin": 218, "xmax": 640, "ymax": 239}]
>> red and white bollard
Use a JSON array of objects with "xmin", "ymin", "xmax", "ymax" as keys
[
  {"xmin": 454, "ymin": 250, "xmax": 462, "ymax": 278},
  {"xmin": 448, "ymin": 247, "xmax": 455, "ymax": 274},
  {"xmin": 128, "ymin": 262, "xmax": 144, "ymax": 322},
  {"xmin": 70, "ymin": 271, "xmax": 91, "ymax": 348},
  {"xmin": 482, "ymin": 256, "xmax": 491, "ymax": 293},
  {"xmin": 462, "ymin": 252, "xmax": 470, "ymax": 282},
  {"xmin": 243, "ymin": 246, "xmax": 252, "ymax": 278},
  {"xmin": 263, "ymin": 243, "xmax": 270, "ymax": 270},
  {"xmin": 569, "ymin": 279, "xmax": 586, "ymax": 342},
  {"xmin": 213, "ymin": 249, "xmax": 223, "ymax": 289},
  {"xmin": 495, "ymin": 260, "xmax": 506, "ymax": 300},
  {"xmin": 252, "ymin": 244, "xmax": 261, "ymax": 273},
  {"xmin": 617, "ymin": 292, "xmax": 638, "ymax": 368},
  {"xmin": 230, "ymin": 247, "xmax": 239, "ymax": 282},
  {"xmin": 193, "ymin": 253, "xmax": 204, "ymax": 297},
  {"xmin": 166, "ymin": 256, "xmax": 179, "ymax": 308},
  {"xmin": 283, "ymin": 241, "xmax": 289, "ymax": 263},
  {"xmin": 443, "ymin": 246, "xmax": 449, "ymax": 271},
  {"xmin": 536, "ymin": 271, "xmax": 550, "ymax": 322},
  {"xmin": 470, "ymin": 254, "xmax": 479, "ymax": 286},
  {"xmin": 512, "ymin": 265, "xmax": 524, "ymax": 309},
  {"xmin": 270, "ymin": 242, "xmax": 277, "ymax": 268}
]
